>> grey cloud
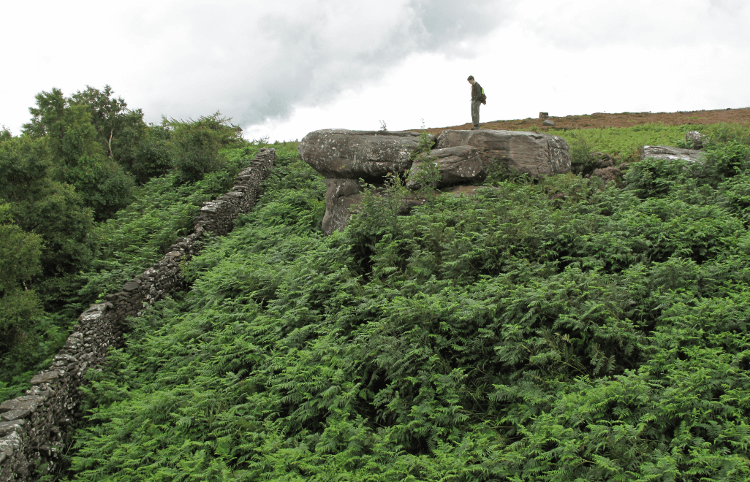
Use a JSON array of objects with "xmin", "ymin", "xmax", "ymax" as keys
[
  {"xmin": 121, "ymin": 0, "xmax": 516, "ymax": 129},
  {"xmin": 413, "ymin": 0, "xmax": 509, "ymax": 51}
]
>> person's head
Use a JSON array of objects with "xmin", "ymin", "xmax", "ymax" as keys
[{"xmin": 467, "ymin": 75, "xmax": 475, "ymax": 85}]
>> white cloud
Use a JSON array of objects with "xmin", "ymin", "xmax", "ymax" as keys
[{"xmin": 1, "ymin": 0, "xmax": 748, "ymax": 142}]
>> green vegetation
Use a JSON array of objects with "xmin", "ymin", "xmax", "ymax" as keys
[
  {"xmin": 170, "ymin": 112, "xmax": 244, "ymax": 184},
  {"xmin": 75, "ymin": 144, "xmax": 263, "ymax": 308},
  {"xmin": 3, "ymin": 90, "xmax": 749, "ymax": 478},
  {"xmin": 0, "ymin": 86, "xmax": 256, "ymax": 402},
  {"xmin": 23, "ymin": 87, "xmax": 137, "ymax": 220},
  {"xmin": 550, "ymin": 123, "xmax": 702, "ymax": 164},
  {"xmin": 57, "ymin": 127, "xmax": 750, "ymax": 480}
]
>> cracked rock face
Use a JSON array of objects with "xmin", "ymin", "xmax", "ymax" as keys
[
  {"xmin": 436, "ymin": 130, "xmax": 571, "ymax": 177},
  {"xmin": 323, "ymin": 179, "xmax": 364, "ymax": 235},
  {"xmin": 298, "ymin": 129, "xmax": 435, "ymax": 182},
  {"xmin": 407, "ymin": 145, "xmax": 487, "ymax": 189}
]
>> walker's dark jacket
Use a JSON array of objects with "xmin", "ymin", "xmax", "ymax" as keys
[{"xmin": 471, "ymin": 82, "xmax": 483, "ymax": 101}]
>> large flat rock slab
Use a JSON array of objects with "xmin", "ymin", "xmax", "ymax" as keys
[
  {"xmin": 436, "ymin": 129, "xmax": 570, "ymax": 177},
  {"xmin": 298, "ymin": 129, "xmax": 436, "ymax": 182},
  {"xmin": 641, "ymin": 145, "xmax": 705, "ymax": 163}
]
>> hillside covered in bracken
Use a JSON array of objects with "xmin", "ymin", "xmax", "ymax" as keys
[{"xmin": 3, "ymin": 98, "xmax": 750, "ymax": 480}]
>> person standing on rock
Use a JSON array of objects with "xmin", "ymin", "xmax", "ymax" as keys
[{"xmin": 467, "ymin": 75, "xmax": 485, "ymax": 130}]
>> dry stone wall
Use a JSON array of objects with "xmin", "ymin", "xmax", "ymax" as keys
[{"xmin": 0, "ymin": 148, "xmax": 275, "ymax": 481}]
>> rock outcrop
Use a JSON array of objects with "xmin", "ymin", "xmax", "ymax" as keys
[
  {"xmin": 298, "ymin": 129, "xmax": 436, "ymax": 181},
  {"xmin": 323, "ymin": 178, "xmax": 364, "ymax": 235},
  {"xmin": 407, "ymin": 145, "xmax": 485, "ymax": 190},
  {"xmin": 300, "ymin": 128, "xmax": 571, "ymax": 235},
  {"xmin": 436, "ymin": 130, "xmax": 571, "ymax": 177},
  {"xmin": 641, "ymin": 145, "xmax": 705, "ymax": 163},
  {"xmin": 0, "ymin": 149, "xmax": 275, "ymax": 482}
]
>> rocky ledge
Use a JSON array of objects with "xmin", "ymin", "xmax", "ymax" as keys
[{"xmin": 299, "ymin": 129, "xmax": 571, "ymax": 234}]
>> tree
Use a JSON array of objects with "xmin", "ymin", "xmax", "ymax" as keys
[
  {"xmin": 0, "ymin": 135, "xmax": 94, "ymax": 278},
  {"xmin": 0, "ymin": 125, "xmax": 11, "ymax": 142},
  {"xmin": 0, "ymin": 203, "xmax": 44, "ymax": 359},
  {"xmin": 69, "ymin": 85, "xmax": 147, "ymax": 170},
  {"xmin": 130, "ymin": 122, "xmax": 175, "ymax": 184},
  {"xmin": 22, "ymin": 88, "xmax": 135, "ymax": 220}
]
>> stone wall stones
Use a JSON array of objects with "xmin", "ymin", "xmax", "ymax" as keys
[{"xmin": 0, "ymin": 148, "xmax": 275, "ymax": 482}]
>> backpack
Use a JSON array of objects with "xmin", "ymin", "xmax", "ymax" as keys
[{"xmin": 479, "ymin": 87, "xmax": 487, "ymax": 104}]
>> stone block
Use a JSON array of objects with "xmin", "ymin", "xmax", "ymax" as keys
[
  {"xmin": 322, "ymin": 179, "xmax": 363, "ymax": 235},
  {"xmin": 122, "ymin": 280, "xmax": 141, "ymax": 292},
  {"xmin": 1, "ymin": 410, "xmax": 31, "ymax": 421},
  {"xmin": 0, "ymin": 420, "xmax": 25, "ymax": 437},
  {"xmin": 436, "ymin": 129, "xmax": 570, "ymax": 177},
  {"xmin": 407, "ymin": 146, "xmax": 487, "ymax": 189},
  {"xmin": 641, "ymin": 145, "xmax": 705, "ymax": 163},
  {"xmin": 299, "ymin": 129, "xmax": 435, "ymax": 181}
]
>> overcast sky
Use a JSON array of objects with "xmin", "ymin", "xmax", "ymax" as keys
[{"xmin": 2, "ymin": 0, "xmax": 749, "ymax": 141}]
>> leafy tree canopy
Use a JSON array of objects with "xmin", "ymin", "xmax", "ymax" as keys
[
  {"xmin": 23, "ymin": 87, "xmax": 136, "ymax": 220},
  {"xmin": 0, "ymin": 135, "xmax": 94, "ymax": 277},
  {"xmin": 0, "ymin": 203, "xmax": 46, "ymax": 381},
  {"xmin": 169, "ymin": 111, "xmax": 244, "ymax": 184}
]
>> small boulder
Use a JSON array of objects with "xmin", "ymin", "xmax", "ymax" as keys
[
  {"xmin": 542, "ymin": 119, "xmax": 555, "ymax": 127},
  {"xmin": 436, "ymin": 129, "xmax": 570, "ymax": 177},
  {"xmin": 685, "ymin": 131, "xmax": 708, "ymax": 149},
  {"xmin": 122, "ymin": 280, "xmax": 140, "ymax": 292},
  {"xmin": 298, "ymin": 129, "xmax": 436, "ymax": 182}
]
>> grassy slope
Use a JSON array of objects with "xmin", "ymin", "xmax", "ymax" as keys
[{"xmin": 62, "ymin": 129, "xmax": 750, "ymax": 481}]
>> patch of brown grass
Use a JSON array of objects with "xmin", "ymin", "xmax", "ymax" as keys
[{"xmin": 420, "ymin": 107, "xmax": 750, "ymax": 136}]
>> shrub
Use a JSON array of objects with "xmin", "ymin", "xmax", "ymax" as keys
[
  {"xmin": 721, "ymin": 172, "xmax": 750, "ymax": 224},
  {"xmin": 567, "ymin": 133, "xmax": 599, "ymax": 175},
  {"xmin": 704, "ymin": 122, "xmax": 750, "ymax": 145},
  {"xmin": 703, "ymin": 141, "xmax": 750, "ymax": 180},
  {"xmin": 624, "ymin": 157, "xmax": 694, "ymax": 198},
  {"xmin": 406, "ymin": 132, "xmax": 440, "ymax": 195},
  {"xmin": 485, "ymin": 158, "xmax": 533, "ymax": 184},
  {"xmin": 171, "ymin": 112, "xmax": 242, "ymax": 184},
  {"xmin": 130, "ymin": 125, "xmax": 174, "ymax": 184}
]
